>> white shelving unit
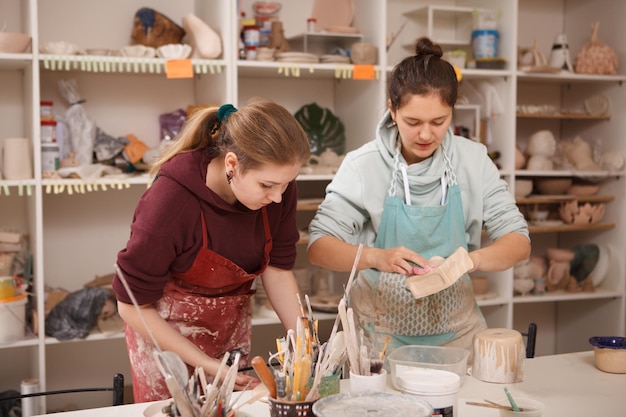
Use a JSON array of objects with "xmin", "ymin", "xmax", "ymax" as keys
[{"xmin": 1, "ymin": 0, "xmax": 625, "ymax": 412}]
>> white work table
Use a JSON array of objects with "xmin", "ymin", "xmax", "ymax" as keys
[{"xmin": 34, "ymin": 351, "xmax": 625, "ymax": 416}]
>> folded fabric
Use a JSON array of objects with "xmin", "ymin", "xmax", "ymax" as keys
[{"xmin": 406, "ymin": 247, "xmax": 474, "ymax": 299}]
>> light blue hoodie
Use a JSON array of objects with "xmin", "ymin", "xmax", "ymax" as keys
[{"xmin": 308, "ymin": 110, "xmax": 529, "ymax": 251}]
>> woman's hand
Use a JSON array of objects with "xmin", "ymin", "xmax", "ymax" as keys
[
  {"xmin": 233, "ymin": 372, "xmax": 260, "ymax": 391},
  {"xmin": 365, "ymin": 246, "xmax": 434, "ymax": 275}
]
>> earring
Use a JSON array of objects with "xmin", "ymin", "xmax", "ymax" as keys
[{"xmin": 226, "ymin": 171, "xmax": 233, "ymax": 184}]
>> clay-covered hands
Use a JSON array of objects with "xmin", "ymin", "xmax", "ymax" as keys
[{"xmin": 367, "ymin": 246, "xmax": 435, "ymax": 275}]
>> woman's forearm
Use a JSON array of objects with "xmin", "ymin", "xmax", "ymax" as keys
[
  {"xmin": 261, "ymin": 266, "xmax": 302, "ymax": 332},
  {"xmin": 469, "ymin": 232, "xmax": 531, "ymax": 272}
]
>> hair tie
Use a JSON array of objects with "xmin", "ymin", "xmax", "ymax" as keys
[{"xmin": 217, "ymin": 104, "xmax": 238, "ymax": 123}]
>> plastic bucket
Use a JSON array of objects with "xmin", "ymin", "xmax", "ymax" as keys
[
  {"xmin": 472, "ymin": 29, "xmax": 499, "ymax": 58},
  {"xmin": 0, "ymin": 294, "xmax": 27, "ymax": 344},
  {"xmin": 395, "ymin": 367, "xmax": 461, "ymax": 416}
]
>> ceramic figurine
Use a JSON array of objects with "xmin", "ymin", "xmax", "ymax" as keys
[
  {"xmin": 182, "ymin": 13, "xmax": 222, "ymax": 59},
  {"xmin": 548, "ymin": 33, "xmax": 573, "ymax": 72},
  {"xmin": 268, "ymin": 21, "xmax": 290, "ymax": 52},
  {"xmin": 131, "ymin": 8, "xmax": 185, "ymax": 48},
  {"xmin": 525, "ymin": 129, "xmax": 557, "ymax": 170},
  {"xmin": 574, "ymin": 21, "xmax": 618, "ymax": 75}
]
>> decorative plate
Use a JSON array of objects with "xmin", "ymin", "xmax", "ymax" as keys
[
  {"xmin": 311, "ymin": 0, "xmax": 355, "ymax": 32},
  {"xmin": 294, "ymin": 102, "xmax": 345, "ymax": 156}
]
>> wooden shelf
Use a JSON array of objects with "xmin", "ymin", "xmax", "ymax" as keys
[
  {"xmin": 517, "ymin": 112, "xmax": 610, "ymax": 120},
  {"xmin": 297, "ymin": 198, "xmax": 323, "ymax": 211},
  {"xmin": 528, "ymin": 222, "xmax": 614, "ymax": 234},
  {"xmin": 517, "ymin": 195, "xmax": 614, "ymax": 205}
]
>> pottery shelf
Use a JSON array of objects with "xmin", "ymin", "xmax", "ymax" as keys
[
  {"xmin": 515, "ymin": 169, "xmax": 626, "ymax": 179},
  {"xmin": 402, "ymin": 5, "xmax": 484, "ymax": 47},
  {"xmin": 297, "ymin": 198, "xmax": 324, "ymax": 211},
  {"xmin": 37, "ymin": 177, "xmax": 152, "ymax": 196},
  {"xmin": 527, "ymin": 222, "xmax": 614, "ymax": 234},
  {"xmin": 517, "ymin": 71, "xmax": 626, "ymax": 84},
  {"xmin": 517, "ymin": 195, "xmax": 615, "ymax": 205},
  {"xmin": 0, "ymin": 53, "xmax": 34, "ymax": 70},
  {"xmin": 516, "ymin": 112, "xmax": 611, "ymax": 120},
  {"xmin": 512, "ymin": 288, "xmax": 623, "ymax": 304},
  {"xmin": 237, "ymin": 60, "xmax": 382, "ymax": 80},
  {"xmin": 39, "ymin": 55, "xmax": 226, "ymax": 76},
  {"xmin": 12, "ymin": 310, "xmax": 340, "ymax": 349}
]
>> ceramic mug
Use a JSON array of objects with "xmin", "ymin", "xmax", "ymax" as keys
[
  {"xmin": 0, "ymin": 276, "xmax": 24, "ymax": 300},
  {"xmin": 349, "ymin": 369, "xmax": 387, "ymax": 393},
  {"xmin": 2, "ymin": 138, "xmax": 33, "ymax": 180}
]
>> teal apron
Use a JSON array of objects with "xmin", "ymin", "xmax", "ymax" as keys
[{"xmin": 351, "ymin": 143, "xmax": 486, "ymax": 357}]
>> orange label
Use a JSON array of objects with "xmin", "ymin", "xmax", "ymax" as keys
[
  {"xmin": 165, "ymin": 59, "xmax": 193, "ymax": 79},
  {"xmin": 353, "ymin": 65, "xmax": 376, "ymax": 80}
]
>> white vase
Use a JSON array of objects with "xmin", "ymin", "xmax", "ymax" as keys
[{"xmin": 182, "ymin": 13, "xmax": 222, "ymax": 59}]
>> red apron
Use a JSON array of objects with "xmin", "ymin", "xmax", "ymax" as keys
[{"xmin": 126, "ymin": 208, "xmax": 272, "ymax": 402}]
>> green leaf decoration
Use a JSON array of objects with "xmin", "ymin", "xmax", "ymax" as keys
[{"xmin": 294, "ymin": 102, "xmax": 346, "ymax": 156}]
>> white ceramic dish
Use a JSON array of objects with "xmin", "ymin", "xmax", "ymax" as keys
[
  {"xmin": 120, "ymin": 45, "xmax": 155, "ymax": 58},
  {"xmin": 40, "ymin": 40, "xmax": 78, "ymax": 55},
  {"xmin": 591, "ymin": 243, "xmax": 611, "ymax": 287},
  {"xmin": 156, "ymin": 43, "xmax": 192, "ymax": 59},
  {"xmin": 85, "ymin": 48, "xmax": 111, "ymax": 56}
]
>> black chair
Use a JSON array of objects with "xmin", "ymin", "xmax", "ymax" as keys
[
  {"xmin": 0, "ymin": 373, "xmax": 124, "ymax": 407},
  {"xmin": 522, "ymin": 322, "xmax": 537, "ymax": 358}
]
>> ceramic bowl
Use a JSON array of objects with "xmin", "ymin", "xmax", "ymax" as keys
[
  {"xmin": 567, "ymin": 184, "xmax": 600, "ymax": 196},
  {"xmin": 0, "ymin": 32, "xmax": 32, "ymax": 53},
  {"xmin": 515, "ymin": 179, "xmax": 533, "ymax": 197},
  {"xmin": 40, "ymin": 40, "xmax": 78, "ymax": 55},
  {"xmin": 120, "ymin": 45, "xmax": 155, "ymax": 58},
  {"xmin": 534, "ymin": 178, "xmax": 572, "ymax": 195},
  {"xmin": 589, "ymin": 336, "xmax": 626, "ymax": 373},
  {"xmin": 529, "ymin": 209, "xmax": 549, "ymax": 222},
  {"xmin": 156, "ymin": 43, "xmax": 192, "ymax": 59}
]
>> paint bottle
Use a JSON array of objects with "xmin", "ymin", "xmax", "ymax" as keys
[{"xmin": 41, "ymin": 142, "xmax": 60, "ymax": 173}]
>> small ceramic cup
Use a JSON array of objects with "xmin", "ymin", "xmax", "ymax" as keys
[{"xmin": 349, "ymin": 369, "xmax": 387, "ymax": 394}]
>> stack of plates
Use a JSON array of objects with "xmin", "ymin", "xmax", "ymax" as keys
[
  {"xmin": 275, "ymin": 52, "xmax": 319, "ymax": 63},
  {"xmin": 320, "ymin": 54, "xmax": 350, "ymax": 64}
]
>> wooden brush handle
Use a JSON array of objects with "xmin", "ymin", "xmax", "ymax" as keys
[{"xmin": 251, "ymin": 356, "xmax": 277, "ymax": 399}]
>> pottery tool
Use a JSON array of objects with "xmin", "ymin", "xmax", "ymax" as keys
[
  {"xmin": 466, "ymin": 401, "xmax": 515, "ymax": 410},
  {"xmin": 504, "ymin": 387, "xmax": 521, "ymax": 412},
  {"xmin": 251, "ymin": 355, "xmax": 277, "ymax": 399},
  {"xmin": 484, "ymin": 398, "xmax": 526, "ymax": 411}
]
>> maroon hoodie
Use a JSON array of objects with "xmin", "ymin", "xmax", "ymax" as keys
[{"xmin": 113, "ymin": 149, "xmax": 299, "ymax": 305}]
